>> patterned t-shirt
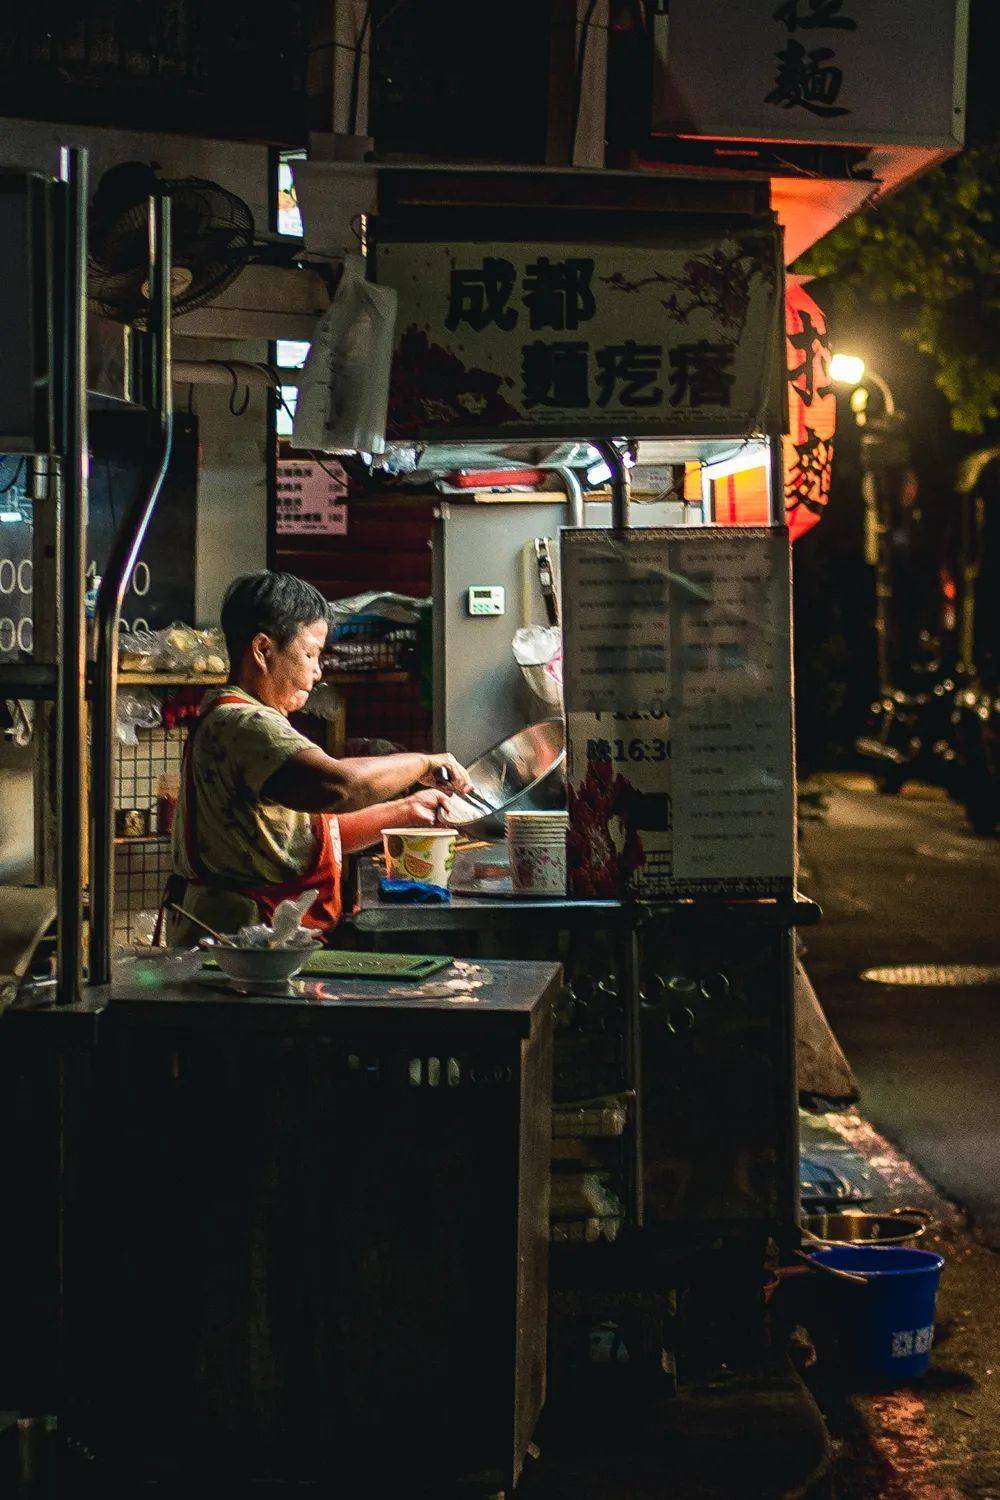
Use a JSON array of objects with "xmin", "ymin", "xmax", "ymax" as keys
[{"xmin": 172, "ymin": 687, "xmax": 329, "ymax": 886}]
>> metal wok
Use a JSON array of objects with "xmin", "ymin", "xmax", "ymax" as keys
[{"xmin": 444, "ymin": 719, "xmax": 566, "ymax": 837}]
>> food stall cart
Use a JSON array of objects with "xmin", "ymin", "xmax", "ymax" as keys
[
  {"xmin": 340, "ymin": 177, "xmax": 820, "ymax": 1385},
  {"xmin": 0, "ymin": 147, "xmax": 819, "ymax": 1489},
  {"xmin": 0, "ymin": 148, "xmax": 560, "ymax": 1495}
]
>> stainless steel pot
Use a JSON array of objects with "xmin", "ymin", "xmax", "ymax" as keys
[
  {"xmin": 800, "ymin": 1207, "xmax": 932, "ymax": 1246},
  {"xmin": 446, "ymin": 719, "xmax": 566, "ymax": 837}
]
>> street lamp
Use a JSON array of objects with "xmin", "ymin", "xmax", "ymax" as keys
[
  {"xmin": 830, "ymin": 353, "xmax": 896, "ymax": 420},
  {"xmin": 830, "ymin": 352, "xmax": 902, "ymax": 693},
  {"xmin": 829, "ymin": 351, "xmax": 865, "ymax": 387}
]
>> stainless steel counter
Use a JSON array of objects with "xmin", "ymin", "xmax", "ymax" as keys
[
  {"xmin": 4, "ymin": 953, "xmax": 559, "ymax": 1488},
  {"xmin": 351, "ymin": 846, "xmax": 820, "ymax": 935}
]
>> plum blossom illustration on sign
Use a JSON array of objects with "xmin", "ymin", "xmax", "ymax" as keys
[
  {"xmin": 567, "ymin": 757, "xmax": 647, "ymax": 899},
  {"xmin": 600, "ymin": 243, "xmax": 771, "ymax": 338}
]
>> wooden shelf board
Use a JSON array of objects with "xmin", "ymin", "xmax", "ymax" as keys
[{"xmin": 118, "ymin": 672, "xmax": 227, "ymax": 687}]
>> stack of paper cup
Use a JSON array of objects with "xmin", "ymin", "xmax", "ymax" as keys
[{"xmin": 505, "ymin": 810, "xmax": 569, "ymax": 895}]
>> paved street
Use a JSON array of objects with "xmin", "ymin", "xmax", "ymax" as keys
[{"xmin": 801, "ymin": 776, "xmax": 1000, "ymax": 1245}]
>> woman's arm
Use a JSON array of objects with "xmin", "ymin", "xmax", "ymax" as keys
[
  {"xmin": 261, "ymin": 744, "xmax": 471, "ymax": 814},
  {"xmin": 338, "ymin": 789, "xmax": 452, "ymax": 853}
]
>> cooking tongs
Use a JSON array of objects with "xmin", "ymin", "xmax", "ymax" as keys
[{"xmin": 433, "ymin": 765, "xmax": 496, "ymax": 817}]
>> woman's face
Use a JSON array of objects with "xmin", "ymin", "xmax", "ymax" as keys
[{"xmin": 253, "ymin": 618, "xmax": 327, "ymax": 715}]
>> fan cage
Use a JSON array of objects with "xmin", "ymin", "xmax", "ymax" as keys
[{"xmin": 89, "ymin": 175, "xmax": 255, "ymax": 324}]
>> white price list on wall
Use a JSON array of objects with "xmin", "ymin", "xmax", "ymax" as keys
[{"xmin": 276, "ymin": 459, "xmax": 348, "ymax": 537}]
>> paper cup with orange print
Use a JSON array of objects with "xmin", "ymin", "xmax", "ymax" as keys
[{"xmin": 382, "ymin": 828, "xmax": 458, "ymax": 888}]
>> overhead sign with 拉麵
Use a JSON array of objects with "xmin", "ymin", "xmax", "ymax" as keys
[
  {"xmin": 377, "ymin": 228, "xmax": 784, "ymax": 440},
  {"xmin": 654, "ymin": 0, "xmax": 967, "ymax": 148}
]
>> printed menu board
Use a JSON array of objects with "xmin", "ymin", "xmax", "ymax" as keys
[
  {"xmin": 561, "ymin": 527, "xmax": 794, "ymax": 899},
  {"xmin": 275, "ymin": 458, "xmax": 348, "ymax": 536}
]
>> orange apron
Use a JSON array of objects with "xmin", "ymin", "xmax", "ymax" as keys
[{"xmin": 157, "ymin": 692, "xmax": 341, "ymax": 942}]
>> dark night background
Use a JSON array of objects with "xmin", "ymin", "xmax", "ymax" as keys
[{"xmin": 793, "ymin": 0, "xmax": 1000, "ymax": 770}]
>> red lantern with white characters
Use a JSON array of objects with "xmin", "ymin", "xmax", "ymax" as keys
[{"xmin": 784, "ymin": 282, "xmax": 836, "ymax": 542}]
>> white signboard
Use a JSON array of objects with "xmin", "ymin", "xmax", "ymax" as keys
[
  {"xmin": 655, "ymin": 0, "xmax": 967, "ymax": 147},
  {"xmin": 562, "ymin": 527, "xmax": 794, "ymax": 899},
  {"xmin": 275, "ymin": 458, "xmax": 348, "ymax": 536},
  {"xmin": 377, "ymin": 230, "xmax": 784, "ymax": 440}
]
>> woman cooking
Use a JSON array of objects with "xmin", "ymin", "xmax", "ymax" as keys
[{"xmin": 165, "ymin": 571, "xmax": 472, "ymax": 946}]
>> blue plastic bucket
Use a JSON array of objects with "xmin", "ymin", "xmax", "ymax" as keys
[{"xmin": 809, "ymin": 1245, "xmax": 944, "ymax": 1386}]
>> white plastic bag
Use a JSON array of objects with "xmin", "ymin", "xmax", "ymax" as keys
[
  {"xmin": 293, "ymin": 255, "xmax": 397, "ymax": 456},
  {"xmin": 116, "ymin": 688, "xmax": 162, "ymax": 745},
  {"xmin": 512, "ymin": 625, "xmax": 563, "ymax": 709}
]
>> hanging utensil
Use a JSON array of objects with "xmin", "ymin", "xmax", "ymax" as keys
[{"xmin": 534, "ymin": 537, "xmax": 560, "ymax": 625}]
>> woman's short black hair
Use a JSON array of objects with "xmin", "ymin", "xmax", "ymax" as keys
[{"xmin": 221, "ymin": 571, "xmax": 329, "ymax": 669}]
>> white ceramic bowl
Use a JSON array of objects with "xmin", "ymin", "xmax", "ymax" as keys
[{"xmin": 211, "ymin": 944, "xmax": 316, "ymax": 986}]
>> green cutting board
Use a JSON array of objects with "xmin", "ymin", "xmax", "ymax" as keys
[
  {"xmin": 202, "ymin": 951, "xmax": 453, "ymax": 981},
  {"xmin": 300, "ymin": 951, "xmax": 453, "ymax": 980}
]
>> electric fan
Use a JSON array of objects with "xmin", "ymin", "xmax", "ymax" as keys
[{"xmin": 89, "ymin": 162, "xmax": 255, "ymax": 324}]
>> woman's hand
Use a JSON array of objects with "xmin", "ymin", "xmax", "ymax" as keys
[
  {"xmin": 419, "ymin": 752, "xmax": 474, "ymax": 796},
  {"xmin": 402, "ymin": 788, "xmax": 453, "ymax": 827}
]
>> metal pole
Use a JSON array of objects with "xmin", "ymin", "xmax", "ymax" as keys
[
  {"xmin": 554, "ymin": 464, "xmax": 585, "ymax": 528},
  {"xmin": 864, "ymin": 369, "xmax": 896, "ymax": 419},
  {"xmin": 766, "ymin": 432, "xmax": 786, "ymax": 527},
  {"xmin": 624, "ymin": 923, "xmax": 644, "ymax": 1229},
  {"xmin": 55, "ymin": 148, "xmax": 88, "ymax": 1007},
  {"xmin": 858, "ymin": 431, "xmax": 892, "ymax": 694},
  {"xmin": 593, "ymin": 439, "xmax": 630, "ymax": 529},
  {"xmin": 89, "ymin": 194, "xmax": 173, "ymax": 984},
  {"xmin": 873, "ymin": 470, "xmax": 893, "ymax": 694}
]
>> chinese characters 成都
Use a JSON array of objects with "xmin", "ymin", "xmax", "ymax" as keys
[{"xmin": 446, "ymin": 255, "xmax": 597, "ymax": 333}]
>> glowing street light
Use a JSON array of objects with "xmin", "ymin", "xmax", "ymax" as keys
[
  {"xmin": 830, "ymin": 351, "xmax": 896, "ymax": 418},
  {"xmin": 830, "ymin": 352, "xmax": 866, "ymax": 387}
]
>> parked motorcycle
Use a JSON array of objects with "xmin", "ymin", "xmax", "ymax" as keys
[{"xmin": 856, "ymin": 636, "xmax": 961, "ymax": 796}]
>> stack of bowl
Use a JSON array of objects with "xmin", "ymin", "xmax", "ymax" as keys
[{"xmin": 505, "ymin": 810, "xmax": 568, "ymax": 895}]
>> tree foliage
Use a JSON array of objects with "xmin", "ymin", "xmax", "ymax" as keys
[{"xmin": 798, "ymin": 145, "xmax": 1000, "ymax": 433}]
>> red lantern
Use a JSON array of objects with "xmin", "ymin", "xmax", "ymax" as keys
[{"xmin": 784, "ymin": 283, "xmax": 836, "ymax": 542}]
